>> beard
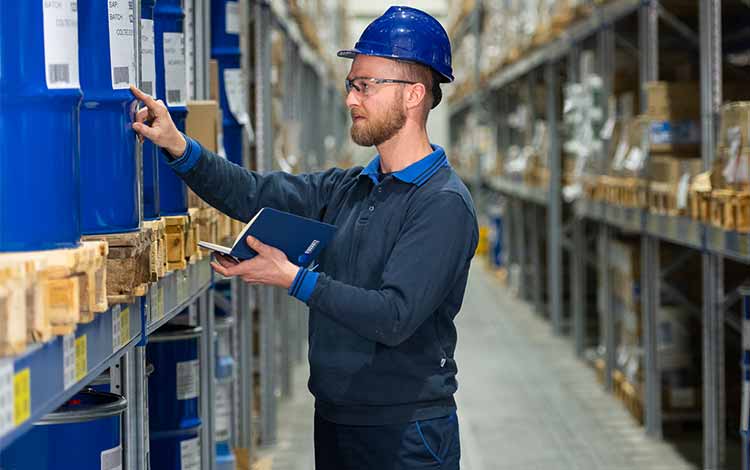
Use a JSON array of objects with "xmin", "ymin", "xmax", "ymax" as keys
[{"xmin": 350, "ymin": 96, "xmax": 406, "ymax": 147}]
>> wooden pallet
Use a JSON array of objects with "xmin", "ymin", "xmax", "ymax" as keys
[
  {"xmin": 604, "ymin": 177, "xmax": 647, "ymax": 208},
  {"xmin": 165, "ymin": 215, "xmax": 189, "ymax": 271},
  {"xmin": 143, "ymin": 218, "xmax": 167, "ymax": 280},
  {"xmin": 193, "ymin": 207, "xmax": 219, "ymax": 257},
  {"xmin": 186, "ymin": 208, "xmax": 202, "ymax": 264},
  {"xmin": 710, "ymin": 189, "xmax": 750, "ymax": 232},
  {"xmin": 648, "ymin": 182, "xmax": 679, "ymax": 215},
  {"xmin": 84, "ymin": 227, "xmax": 154, "ymax": 306},
  {"xmin": 0, "ymin": 241, "xmax": 109, "ymax": 354},
  {"xmin": 619, "ymin": 378, "xmax": 644, "ymax": 425},
  {"xmin": 688, "ymin": 188, "xmax": 712, "ymax": 222}
]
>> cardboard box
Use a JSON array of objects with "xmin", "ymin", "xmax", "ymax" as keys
[
  {"xmin": 644, "ymin": 81, "xmax": 700, "ymax": 120},
  {"xmin": 186, "ymin": 100, "xmax": 219, "ymax": 152},
  {"xmin": 649, "ymin": 156, "xmax": 703, "ymax": 183}
]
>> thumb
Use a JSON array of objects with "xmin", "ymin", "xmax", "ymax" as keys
[
  {"xmin": 246, "ymin": 236, "xmax": 269, "ymax": 254},
  {"xmin": 133, "ymin": 122, "xmax": 159, "ymax": 142}
]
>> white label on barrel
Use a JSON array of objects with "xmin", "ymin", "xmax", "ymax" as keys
[
  {"xmin": 224, "ymin": 68, "xmax": 253, "ymax": 144},
  {"xmin": 225, "ymin": 1, "xmax": 240, "ymax": 34},
  {"xmin": 43, "ymin": 0, "xmax": 80, "ymax": 89},
  {"xmin": 141, "ymin": 19, "xmax": 156, "ymax": 97},
  {"xmin": 180, "ymin": 436, "xmax": 200, "ymax": 470},
  {"xmin": 185, "ymin": 0, "xmax": 195, "ymax": 101},
  {"xmin": 0, "ymin": 361, "xmax": 13, "ymax": 436},
  {"xmin": 176, "ymin": 359, "xmax": 199, "ymax": 400},
  {"xmin": 107, "ymin": 0, "xmax": 135, "ymax": 89},
  {"xmin": 100, "ymin": 445, "xmax": 122, "ymax": 470},
  {"xmin": 163, "ymin": 32, "xmax": 187, "ymax": 107},
  {"xmin": 215, "ymin": 382, "xmax": 231, "ymax": 441}
]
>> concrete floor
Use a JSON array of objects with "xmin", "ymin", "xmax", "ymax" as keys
[{"xmin": 264, "ymin": 263, "xmax": 698, "ymax": 470}]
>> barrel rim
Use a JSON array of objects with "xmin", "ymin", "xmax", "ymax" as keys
[
  {"xmin": 36, "ymin": 391, "xmax": 127, "ymax": 425},
  {"xmin": 149, "ymin": 324, "xmax": 203, "ymax": 342}
]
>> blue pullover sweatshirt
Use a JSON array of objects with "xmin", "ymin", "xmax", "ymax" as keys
[{"xmin": 166, "ymin": 137, "xmax": 478, "ymax": 425}]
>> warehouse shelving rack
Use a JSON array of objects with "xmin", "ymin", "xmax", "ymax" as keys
[
  {"xmin": 449, "ymin": 0, "xmax": 748, "ymax": 468},
  {"xmin": 0, "ymin": 1, "xmax": 340, "ymax": 468}
]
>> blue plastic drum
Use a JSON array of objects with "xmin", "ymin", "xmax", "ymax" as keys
[
  {"xmin": 0, "ymin": 390, "xmax": 127, "ymax": 469},
  {"xmin": 155, "ymin": 0, "xmax": 189, "ymax": 216},
  {"xmin": 148, "ymin": 324, "xmax": 202, "ymax": 469},
  {"xmin": 142, "ymin": 0, "xmax": 161, "ymax": 220},
  {"xmin": 214, "ymin": 317, "xmax": 236, "ymax": 470},
  {"xmin": 0, "ymin": 1, "xmax": 82, "ymax": 251},
  {"xmin": 211, "ymin": 0, "xmax": 243, "ymax": 166},
  {"xmin": 78, "ymin": 0, "xmax": 139, "ymax": 235}
]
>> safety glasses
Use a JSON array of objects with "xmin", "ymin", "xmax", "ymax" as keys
[{"xmin": 345, "ymin": 77, "xmax": 417, "ymax": 97}]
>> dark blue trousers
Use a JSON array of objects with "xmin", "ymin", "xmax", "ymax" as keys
[{"xmin": 314, "ymin": 412, "xmax": 461, "ymax": 469}]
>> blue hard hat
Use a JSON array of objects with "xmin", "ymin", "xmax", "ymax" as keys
[{"xmin": 337, "ymin": 6, "xmax": 454, "ymax": 83}]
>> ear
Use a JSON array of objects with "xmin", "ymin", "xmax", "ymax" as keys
[{"xmin": 404, "ymin": 82, "xmax": 427, "ymax": 113}]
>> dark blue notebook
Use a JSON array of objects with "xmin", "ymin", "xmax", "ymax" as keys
[{"xmin": 198, "ymin": 208, "xmax": 337, "ymax": 265}]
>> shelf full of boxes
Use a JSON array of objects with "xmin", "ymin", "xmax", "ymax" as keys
[
  {"xmin": 448, "ymin": 0, "xmax": 750, "ymax": 468},
  {"xmin": 0, "ymin": 1, "xmax": 344, "ymax": 469}
]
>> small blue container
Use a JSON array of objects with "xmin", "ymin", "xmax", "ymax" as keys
[
  {"xmin": 142, "ymin": 0, "xmax": 161, "ymax": 220},
  {"xmin": 214, "ymin": 317, "xmax": 236, "ymax": 469},
  {"xmin": 78, "ymin": 0, "xmax": 139, "ymax": 235},
  {"xmin": 0, "ymin": 2, "xmax": 82, "ymax": 251},
  {"xmin": 155, "ymin": 0, "xmax": 189, "ymax": 216},
  {"xmin": 211, "ymin": 0, "xmax": 244, "ymax": 166},
  {"xmin": 0, "ymin": 390, "xmax": 127, "ymax": 469},
  {"xmin": 147, "ymin": 324, "xmax": 202, "ymax": 432}
]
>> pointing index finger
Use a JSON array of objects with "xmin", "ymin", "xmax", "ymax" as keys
[{"xmin": 130, "ymin": 84, "xmax": 158, "ymax": 109}]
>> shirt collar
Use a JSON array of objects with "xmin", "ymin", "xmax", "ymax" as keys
[{"xmin": 359, "ymin": 145, "xmax": 449, "ymax": 187}]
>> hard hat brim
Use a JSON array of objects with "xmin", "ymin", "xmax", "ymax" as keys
[{"xmin": 336, "ymin": 48, "xmax": 454, "ymax": 83}]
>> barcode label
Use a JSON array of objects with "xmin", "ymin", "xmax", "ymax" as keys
[
  {"xmin": 107, "ymin": 0, "xmax": 134, "ymax": 89},
  {"xmin": 140, "ymin": 19, "xmax": 156, "ymax": 97},
  {"xmin": 141, "ymin": 81, "xmax": 153, "ymax": 96},
  {"xmin": 168, "ymin": 89, "xmax": 182, "ymax": 104},
  {"xmin": 43, "ymin": 0, "xmax": 80, "ymax": 89},
  {"xmin": 163, "ymin": 32, "xmax": 186, "ymax": 106},
  {"xmin": 48, "ymin": 64, "xmax": 71, "ymax": 84},
  {"xmin": 113, "ymin": 66, "xmax": 130, "ymax": 85},
  {"xmin": 101, "ymin": 445, "xmax": 122, "ymax": 470}
]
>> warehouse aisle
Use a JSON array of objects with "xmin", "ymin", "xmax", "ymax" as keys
[{"xmin": 269, "ymin": 263, "xmax": 696, "ymax": 470}]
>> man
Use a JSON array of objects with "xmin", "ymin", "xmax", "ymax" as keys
[{"xmin": 131, "ymin": 6, "xmax": 477, "ymax": 468}]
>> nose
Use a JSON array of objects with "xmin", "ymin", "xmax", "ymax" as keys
[{"xmin": 345, "ymin": 88, "xmax": 361, "ymax": 109}]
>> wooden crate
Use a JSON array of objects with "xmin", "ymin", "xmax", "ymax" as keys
[
  {"xmin": 85, "ymin": 228, "xmax": 153, "ymax": 306},
  {"xmin": 164, "ymin": 215, "xmax": 189, "ymax": 271}
]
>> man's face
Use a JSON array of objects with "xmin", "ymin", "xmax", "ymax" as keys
[{"xmin": 345, "ymin": 56, "xmax": 407, "ymax": 147}]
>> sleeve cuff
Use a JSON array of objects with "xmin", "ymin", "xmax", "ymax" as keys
[
  {"xmin": 161, "ymin": 133, "xmax": 202, "ymax": 174},
  {"xmin": 288, "ymin": 267, "xmax": 319, "ymax": 303}
]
